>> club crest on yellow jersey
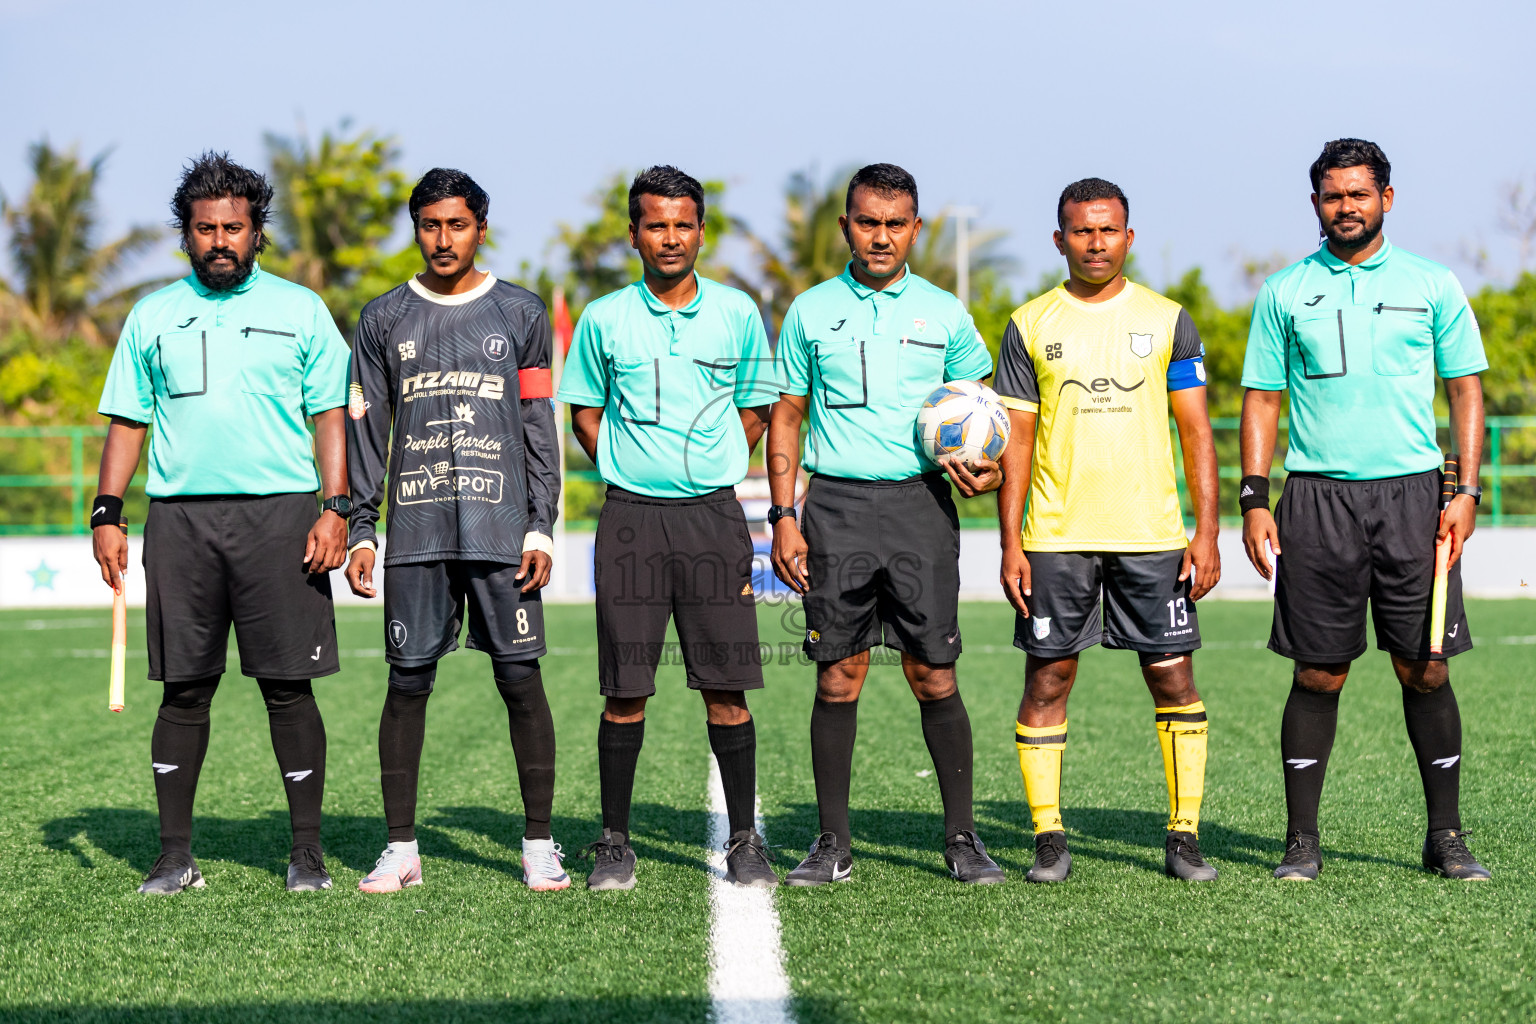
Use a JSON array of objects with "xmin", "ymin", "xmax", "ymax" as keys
[{"xmin": 1129, "ymin": 333, "xmax": 1153, "ymax": 358}]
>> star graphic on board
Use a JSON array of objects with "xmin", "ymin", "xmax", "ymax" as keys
[{"xmin": 28, "ymin": 560, "xmax": 60, "ymax": 591}]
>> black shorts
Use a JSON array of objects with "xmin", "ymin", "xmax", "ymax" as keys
[
  {"xmin": 802, "ymin": 473, "xmax": 961, "ymax": 664},
  {"xmin": 594, "ymin": 487, "xmax": 762, "ymax": 698},
  {"xmin": 1272, "ymin": 469, "xmax": 1471, "ymax": 663},
  {"xmin": 383, "ymin": 560, "xmax": 546, "ymax": 666},
  {"xmin": 144, "ymin": 493, "xmax": 338, "ymax": 683},
  {"xmin": 1012, "ymin": 549, "xmax": 1200, "ymax": 662}
]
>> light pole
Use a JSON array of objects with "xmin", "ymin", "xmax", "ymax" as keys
[{"xmin": 944, "ymin": 205, "xmax": 979, "ymax": 307}]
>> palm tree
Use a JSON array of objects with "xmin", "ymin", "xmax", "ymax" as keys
[{"xmin": 0, "ymin": 140, "xmax": 163, "ymax": 344}]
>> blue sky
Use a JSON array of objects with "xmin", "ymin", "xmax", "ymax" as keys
[{"xmin": 2, "ymin": 0, "xmax": 1532, "ymax": 304}]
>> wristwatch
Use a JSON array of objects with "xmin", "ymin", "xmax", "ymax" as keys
[
  {"xmin": 1453, "ymin": 484, "xmax": 1482, "ymax": 505},
  {"xmin": 766, "ymin": 504, "xmax": 797, "ymax": 526},
  {"xmin": 321, "ymin": 495, "xmax": 354, "ymax": 517}
]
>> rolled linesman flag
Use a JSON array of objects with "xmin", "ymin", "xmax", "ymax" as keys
[
  {"xmin": 1430, "ymin": 455, "xmax": 1459, "ymax": 656},
  {"xmin": 108, "ymin": 520, "xmax": 127, "ymax": 713}
]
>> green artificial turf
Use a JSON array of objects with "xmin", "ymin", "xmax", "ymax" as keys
[{"xmin": 0, "ymin": 600, "xmax": 1532, "ymax": 1022}]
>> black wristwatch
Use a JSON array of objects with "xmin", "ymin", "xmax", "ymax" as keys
[
  {"xmin": 1453, "ymin": 484, "xmax": 1482, "ymax": 505},
  {"xmin": 321, "ymin": 495, "xmax": 353, "ymax": 517},
  {"xmin": 767, "ymin": 504, "xmax": 797, "ymax": 526}
]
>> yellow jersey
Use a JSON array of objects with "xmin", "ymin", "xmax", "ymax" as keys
[{"xmin": 992, "ymin": 281, "xmax": 1205, "ymax": 552}]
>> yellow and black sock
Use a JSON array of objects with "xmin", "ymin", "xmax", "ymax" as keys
[
  {"xmin": 1155, "ymin": 701, "xmax": 1208, "ymax": 835},
  {"xmin": 1015, "ymin": 720, "xmax": 1067, "ymax": 834}
]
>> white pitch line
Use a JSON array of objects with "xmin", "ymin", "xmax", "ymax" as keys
[{"xmin": 706, "ymin": 754, "xmax": 792, "ymax": 1024}]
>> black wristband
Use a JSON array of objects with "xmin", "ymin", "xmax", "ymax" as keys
[
  {"xmin": 90, "ymin": 494, "xmax": 125, "ymax": 530},
  {"xmin": 1238, "ymin": 475, "xmax": 1271, "ymax": 514}
]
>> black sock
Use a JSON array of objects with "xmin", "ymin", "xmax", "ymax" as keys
[
  {"xmin": 810, "ymin": 698, "xmax": 858, "ymax": 849},
  {"xmin": 494, "ymin": 659, "xmax": 556, "ymax": 841},
  {"xmin": 151, "ymin": 678, "xmax": 218, "ymax": 856},
  {"xmin": 708, "ymin": 718, "xmax": 757, "ymax": 836},
  {"xmin": 259, "ymin": 680, "xmax": 326, "ymax": 857},
  {"xmin": 1280, "ymin": 681, "xmax": 1339, "ymax": 836},
  {"xmin": 1403, "ymin": 683, "xmax": 1462, "ymax": 833},
  {"xmin": 919, "ymin": 691, "xmax": 975, "ymax": 838},
  {"xmin": 379, "ymin": 672, "xmax": 432, "ymax": 843},
  {"xmin": 598, "ymin": 717, "xmax": 645, "ymax": 837}
]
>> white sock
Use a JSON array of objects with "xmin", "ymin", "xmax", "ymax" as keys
[
  {"xmin": 522, "ymin": 837, "xmax": 554, "ymax": 852},
  {"xmin": 387, "ymin": 839, "xmax": 419, "ymax": 856}
]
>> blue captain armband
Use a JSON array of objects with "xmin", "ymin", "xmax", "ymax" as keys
[{"xmin": 1167, "ymin": 357, "xmax": 1207, "ymax": 392}]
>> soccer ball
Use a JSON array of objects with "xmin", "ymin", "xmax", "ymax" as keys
[{"xmin": 915, "ymin": 381, "xmax": 1011, "ymax": 469}]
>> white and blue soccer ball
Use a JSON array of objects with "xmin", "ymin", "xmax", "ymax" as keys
[{"xmin": 915, "ymin": 380, "xmax": 1011, "ymax": 469}]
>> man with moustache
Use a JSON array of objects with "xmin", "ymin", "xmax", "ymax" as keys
[
  {"xmin": 1239, "ymin": 138, "xmax": 1491, "ymax": 881},
  {"xmin": 768, "ymin": 162, "xmax": 1005, "ymax": 886},
  {"xmin": 92, "ymin": 152, "xmax": 352, "ymax": 894},
  {"xmin": 557, "ymin": 165, "xmax": 777, "ymax": 890}
]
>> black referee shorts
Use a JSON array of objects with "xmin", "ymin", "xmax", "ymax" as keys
[
  {"xmin": 802, "ymin": 473, "xmax": 962, "ymax": 664},
  {"xmin": 594, "ymin": 486, "xmax": 763, "ymax": 698},
  {"xmin": 143, "ymin": 493, "xmax": 338, "ymax": 683},
  {"xmin": 1272, "ymin": 469, "xmax": 1471, "ymax": 663}
]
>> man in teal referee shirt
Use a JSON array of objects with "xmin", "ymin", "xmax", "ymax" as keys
[
  {"xmin": 91, "ymin": 153, "xmax": 352, "ymax": 895},
  {"xmin": 1239, "ymin": 138, "xmax": 1490, "ymax": 882},
  {"xmin": 768, "ymin": 163, "xmax": 1005, "ymax": 886},
  {"xmin": 557, "ymin": 165, "xmax": 778, "ymax": 890}
]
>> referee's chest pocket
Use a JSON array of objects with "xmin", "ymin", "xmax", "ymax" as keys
[
  {"xmin": 899, "ymin": 337, "xmax": 947, "ymax": 398},
  {"xmin": 239, "ymin": 327, "xmax": 302, "ymax": 398},
  {"xmin": 1370, "ymin": 305, "xmax": 1433, "ymax": 376},
  {"xmin": 814, "ymin": 338, "xmax": 868, "ymax": 409},
  {"xmin": 1291, "ymin": 311, "xmax": 1349, "ymax": 379},
  {"xmin": 154, "ymin": 330, "xmax": 208, "ymax": 398}
]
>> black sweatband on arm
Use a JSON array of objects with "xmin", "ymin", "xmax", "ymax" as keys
[
  {"xmin": 90, "ymin": 494, "xmax": 125, "ymax": 530},
  {"xmin": 1238, "ymin": 475, "xmax": 1271, "ymax": 514}
]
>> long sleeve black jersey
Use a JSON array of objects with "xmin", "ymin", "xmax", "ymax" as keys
[{"xmin": 346, "ymin": 274, "xmax": 560, "ymax": 566}]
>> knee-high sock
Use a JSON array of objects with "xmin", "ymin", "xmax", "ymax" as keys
[
  {"xmin": 1403, "ymin": 683, "xmax": 1462, "ymax": 833},
  {"xmin": 1015, "ymin": 720, "xmax": 1067, "ymax": 834},
  {"xmin": 1155, "ymin": 701, "xmax": 1208, "ymax": 835},
  {"xmin": 379, "ymin": 685, "xmax": 431, "ymax": 843},
  {"xmin": 493, "ymin": 660, "xmax": 556, "ymax": 841},
  {"xmin": 708, "ymin": 718, "xmax": 757, "ymax": 837},
  {"xmin": 152, "ymin": 678, "xmax": 219, "ymax": 856},
  {"xmin": 1280, "ymin": 682, "xmax": 1339, "ymax": 836},
  {"xmin": 919, "ymin": 692, "xmax": 975, "ymax": 838},
  {"xmin": 810, "ymin": 698, "xmax": 858, "ymax": 848},
  {"xmin": 259, "ymin": 680, "xmax": 326, "ymax": 856},
  {"xmin": 598, "ymin": 717, "xmax": 645, "ymax": 837}
]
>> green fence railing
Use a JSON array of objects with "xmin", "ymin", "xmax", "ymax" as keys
[{"xmin": 5, "ymin": 417, "xmax": 1536, "ymax": 535}]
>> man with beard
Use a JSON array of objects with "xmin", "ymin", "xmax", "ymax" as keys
[
  {"xmin": 92, "ymin": 152, "xmax": 351, "ymax": 894},
  {"xmin": 768, "ymin": 163, "xmax": 1005, "ymax": 886},
  {"xmin": 557, "ymin": 165, "xmax": 776, "ymax": 890},
  {"xmin": 345, "ymin": 168, "xmax": 566, "ymax": 893},
  {"xmin": 1239, "ymin": 138, "xmax": 1491, "ymax": 881}
]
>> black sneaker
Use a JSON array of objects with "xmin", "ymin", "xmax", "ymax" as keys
[
  {"xmin": 1423, "ymin": 828, "xmax": 1492, "ymax": 881},
  {"xmin": 944, "ymin": 830, "xmax": 1005, "ymax": 884},
  {"xmin": 1164, "ymin": 831, "xmax": 1218, "ymax": 881},
  {"xmin": 1273, "ymin": 830, "xmax": 1322, "ymax": 881},
  {"xmin": 1025, "ymin": 831, "xmax": 1071, "ymax": 883},
  {"xmin": 137, "ymin": 851, "xmax": 206, "ymax": 895},
  {"xmin": 785, "ymin": 831, "xmax": 852, "ymax": 887},
  {"xmin": 582, "ymin": 828, "xmax": 637, "ymax": 891},
  {"xmin": 723, "ymin": 829, "xmax": 778, "ymax": 889},
  {"xmin": 286, "ymin": 847, "xmax": 333, "ymax": 891}
]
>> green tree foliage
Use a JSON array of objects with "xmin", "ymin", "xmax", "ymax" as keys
[
  {"xmin": 0, "ymin": 140, "xmax": 162, "ymax": 346},
  {"xmin": 1160, "ymin": 267, "xmax": 1253, "ymax": 418},
  {"xmin": 262, "ymin": 124, "xmax": 412, "ymax": 336}
]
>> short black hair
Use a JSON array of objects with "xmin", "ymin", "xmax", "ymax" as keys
[
  {"xmin": 171, "ymin": 151, "xmax": 274, "ymax": 254},
  {"xmin": 628, "ymin": 165, "xmax": 705, "ymax": 224},
  {"xmin": 1309, "ymin": 138, "xmax": 1391, "ymax": 193},
  {"xmin": 845, "ymin": 163, "xmax": 919, "ymax": 215},
  {"xmin": 409, "ymin": 167, "xmax": 489, "ymax": 226},
  {"xmin": 1056, "ymin": 177, "xmax": 1128, "ymax": 230}
]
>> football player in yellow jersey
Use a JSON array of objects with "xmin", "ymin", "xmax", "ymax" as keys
[{"xmin": 992, "ymin": 178, "xmax": 1222, "ymax": 882}]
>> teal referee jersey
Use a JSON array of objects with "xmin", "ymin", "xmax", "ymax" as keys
[
  {"xmin": 557, "ymin": 273, "xmax": 774, "ymax": 498},
  {"xmin": 776, "ymin": 264, "xmax": 993, "ymax": 481},
  {"xmin": 98, "ymin": 267, "xmax": 350, "ymax": 496},
  {"xmin": 1242, "ymin": 239, "xmax": 1486, "ymax": 480}
]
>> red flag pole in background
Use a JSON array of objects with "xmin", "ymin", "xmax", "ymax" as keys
[{"xmin": 551, "ymin": 288, "xmax": 574, "ymax": 593}]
